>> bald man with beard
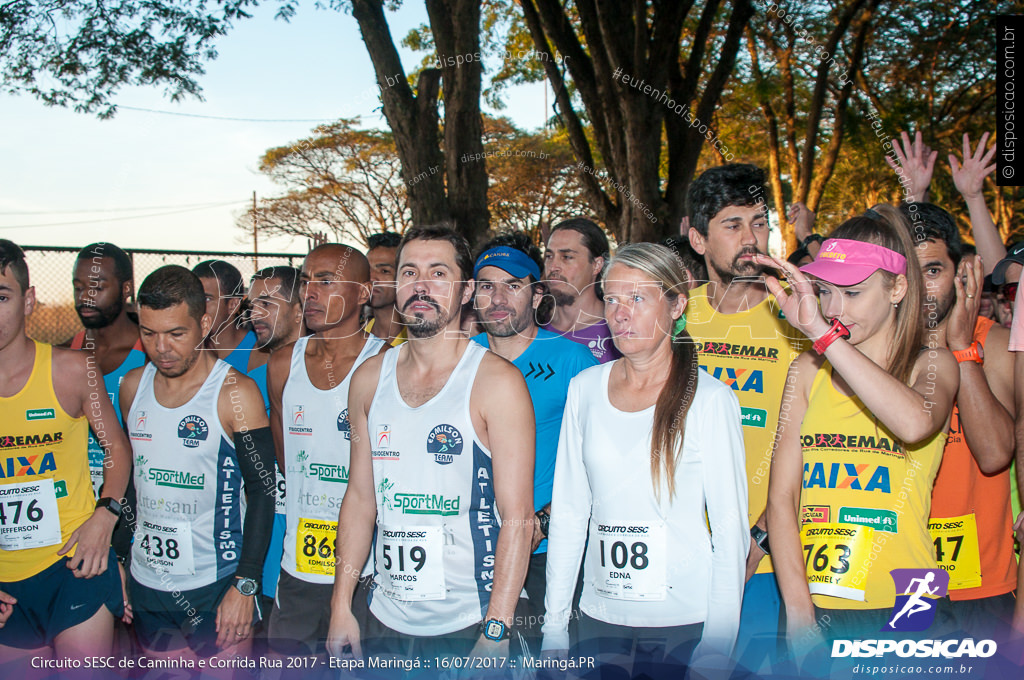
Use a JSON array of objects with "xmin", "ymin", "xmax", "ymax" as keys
[{"xmin": 265, "ymin": 245, "xmax": 386, "ymax": 658}]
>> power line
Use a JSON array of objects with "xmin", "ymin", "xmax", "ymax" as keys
[
  {"xmin": 118, "ymin": 105, "xmax": 336, "ymax": 123},
  {"xmin": 0, "ymin": 201, "xmax": 245, "ymax": 230},
  {"xmin": 0, "ymin": 200, "xmax": 242, "ymax": 216}
]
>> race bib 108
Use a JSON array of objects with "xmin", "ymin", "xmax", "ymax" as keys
[{"xmin": 593, "ymin": 521, "xmax": 666, "ymax": 602}]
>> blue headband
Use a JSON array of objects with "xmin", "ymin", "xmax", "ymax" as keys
[{"xmin": 472, "ymin": 247, "xmax": 542, "ymax": 281}]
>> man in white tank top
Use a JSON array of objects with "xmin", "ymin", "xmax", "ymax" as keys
[
  {"xmin": 326, "ymin": 225, "xmax": 536, "ymax": 665},
  {"xmin": 266, "ymin": 245, "xmax": 384, "ymax": 657},
  {"xmin": 118, "ymin": 265, "xmax": 276, "ymax": 663}
]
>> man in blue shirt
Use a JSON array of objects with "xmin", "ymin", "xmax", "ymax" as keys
[
  {"xmin": 471, "ymin": 233, "xmax": 597, "ymax": 652},
  {"xmin": 67, "ymin": 242, "xmax": 147, "ymax": 499},
  {"xmin": 192, "ymin": 259, "xmax": 259, "ymax": 373}
]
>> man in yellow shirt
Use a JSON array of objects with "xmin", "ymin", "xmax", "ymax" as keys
[
  {"xmin": 0, "ymin": 239, "xmax": 132, "ymax": 663},
  {"xmin": 685, "ymin": 166, "xmax": 811, "ymax": 675}
]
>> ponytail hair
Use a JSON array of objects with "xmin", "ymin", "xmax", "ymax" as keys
[{"xmin": 603, "ymin": 243, "xmax": 699, "ymax": 502}]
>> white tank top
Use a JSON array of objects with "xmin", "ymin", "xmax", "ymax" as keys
[
  {"xmin": 367, "ymin": 341, "xmax": 498, "ymax": 636},
  {"xmin": 280, "ymin": 334, "xmax": 385, "ymax": 583},
  {"xmin": 128, "ymin": 360, "xmax": 242, "ymax": 591}
]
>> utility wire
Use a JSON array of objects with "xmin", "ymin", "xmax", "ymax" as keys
[
  {"xmin": 0, "ymin": 200, "xmax": 241, "ymax": 216},
  {"xmin": 0, "ymin": 201, "xmax": 245, "ymax": 230},
  {"xmin": 118, "ymin": 105, "xmax": 336, "ymax": 123}
]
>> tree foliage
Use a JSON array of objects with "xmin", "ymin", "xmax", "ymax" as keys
[
  {"xmin": 240, "ymin": 115, "xmax": 588, "ymax": 247},
  {"xmin": 2, "ymin": 0, "xmax": 1017, "ymax": 247},
  {"xmin": 0, "ymin": 0, "xmax": 257, "ymax": 116},
  {"xmin": 242, "ymin": 119, "xmax": 410, "ymax": 245}
]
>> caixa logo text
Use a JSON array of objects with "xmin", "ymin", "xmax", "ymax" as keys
[{"xmin": 831, "ymin": 639, "xmax": 996, "ymax": 658}]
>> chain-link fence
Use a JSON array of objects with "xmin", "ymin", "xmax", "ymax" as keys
[{"xmin": 23, "ymin": 246, "xmax": 304, "ymax": 344}]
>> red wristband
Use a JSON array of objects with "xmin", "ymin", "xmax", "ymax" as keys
[{"xmin": 812, "ymin": 318, "xmax": 850, "ymax": 355}]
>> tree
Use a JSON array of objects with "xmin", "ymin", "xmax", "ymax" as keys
[
  {"xmin": 339, "ymin": 0, "xmax": 491, "ymax": 246},
  {"xmin": 743, "ymin": 0, "xmax": 879, "ymax": 251},
  {"xmin": 240, "ymin": 115, "xmax": 589, "ymax": 246},
  {"xmin": 0, "ymin": 0, "xmax": 257, "ymax": 116},
  {"xmin": 517, "ymin": 0, "xmax": 756, "ymax": 243},
  {"xmin": 242, "ymin": 119, "xmax": 411, "ymax": 245}
]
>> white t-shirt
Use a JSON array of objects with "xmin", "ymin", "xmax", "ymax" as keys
[{"xmin": 541, "ymin": 362, "xmax": 749, "ymax": 658}]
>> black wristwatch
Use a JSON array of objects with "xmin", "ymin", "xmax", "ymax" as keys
[
  {"xmin": 536, "ymin": 510, "xmax": 551, "ymax": 538},
  {"xmin": 96, "ymin": 497, "xmax": 122, "ymax": 518},
  {"xmin": 481, "ymin": 619, "xmax": 511, "ymax": 641},
  {"xmin": 234, "ymin": 577, "xmax": 259, "ymax": 597},
  {"xmin": 750, "ymin": 525, "xmax": 771, "ymax": 555},
  {"xmin": 800, "ymin": 233, "xmax": 825, "ymax": 249}
]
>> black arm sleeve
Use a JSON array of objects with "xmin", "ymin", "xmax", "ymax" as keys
[
  {"xmin": 233, "ymin": 426, "xmax": 277, "ymax": 582},
  {"xmin": 111, "ymin": 420, "xmax": 136, "ymax": 563},
  {"xmin": 111, "ymin": 474, "xmax": 137, "ymax": 562}
]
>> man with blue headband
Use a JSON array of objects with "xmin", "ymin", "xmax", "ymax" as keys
[{"xmin": 471, "ymin": 232, "xmax": 597, "ymax": 652}]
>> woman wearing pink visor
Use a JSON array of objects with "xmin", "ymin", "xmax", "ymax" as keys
[{"xmin": 760, "ymin": 206, "xmax": 959, "ymax": 663}]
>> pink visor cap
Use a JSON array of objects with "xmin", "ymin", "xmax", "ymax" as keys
[{"xmin": 799, "ymin": 238, "xmax": 907, "ymax": 286}]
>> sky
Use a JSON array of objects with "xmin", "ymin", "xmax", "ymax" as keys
[{"xmin": 0, "ymin": 3, "xmax": 549, "ymax": 255}]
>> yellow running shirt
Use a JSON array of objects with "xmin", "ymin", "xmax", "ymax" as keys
[
  {"xmin": 0, "ymin": 342, "xmax": 92, "ymax": 582},
  {"xmin": 686, "ymin": 284, "xmax": 810, "ymax": 573},
  {"xmin": 799, "ymin": 363, "xmax": 946, "ymax": 610}
]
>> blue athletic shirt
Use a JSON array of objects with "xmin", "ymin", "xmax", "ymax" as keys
[
  {"xmin": 473, "ymin": 328, "xmax": 597, "ymax": 553},
  {"xmin": 247, "ymin": 360, "xmax": 286, "ymax": 600},
  {"xmin": 223, "ymin": 331, "xmax": 259, "ymax": 374},
  {"xmin": 71, "ymin": 331, "xmax": 147, "ymax": 498}
]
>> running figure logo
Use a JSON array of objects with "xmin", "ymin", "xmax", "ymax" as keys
[
  {"xmin": 884, "ymin": 568, "xmax": 949, "ymax": 632},
  {"xmin": 377, "ymin": 424, "xmax": 391, "ymax": 448}
]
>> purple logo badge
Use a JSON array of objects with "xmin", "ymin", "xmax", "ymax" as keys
[{"xmin": 884, "ymin": 569, "xmax": 949, "ymax": 632}]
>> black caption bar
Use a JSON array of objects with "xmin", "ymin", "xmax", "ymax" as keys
[{"xmin": 998, "ymin": 15, "xmax": 1024, "ymax": 186}]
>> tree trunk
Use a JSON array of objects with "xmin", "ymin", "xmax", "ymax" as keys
[
  {"xmin": 426, "ymin": 0, "xmax": 491, "ymax": 248},
  {"xmin": 522, "ymin": 0, "xmax": 753, "ymax": 244},
  {"xmin": 351, "ymin": 0, "xmax": 490, "ymax": 246}
]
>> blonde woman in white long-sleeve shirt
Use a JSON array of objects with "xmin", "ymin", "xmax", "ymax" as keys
[{"xmin": 541, "ymin": 243, "xmax": 749, "ymax": 678}]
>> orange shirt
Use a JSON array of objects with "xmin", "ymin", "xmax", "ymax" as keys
[{"xmin": 930, "ymin": 316, "xmax": 1018, "ymax": 600}]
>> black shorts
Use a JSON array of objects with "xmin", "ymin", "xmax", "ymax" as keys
[
  {"xmin": 0, "ymin": 549, "xmax": 124, "ymax": 649},
  {"xmin": 574, "ymin": 612, "xmax": 702, "ymax": 680},
  {"xmin": 948, "ymin": 592, "xmax": 1016, "ymax": 642},
  {"xmin": 268, "ymin": 571, "xmax": 374, "ymax": 655},
  {"xmin": 129, "ymin": 573, "xmax": 262, "ymax": 657}
]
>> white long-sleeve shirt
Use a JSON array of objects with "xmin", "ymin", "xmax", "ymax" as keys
[{"xmin": 541, "ymin": 363, "xmax": 749, "ymax": 658}]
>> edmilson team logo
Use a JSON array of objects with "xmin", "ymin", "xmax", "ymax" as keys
[
  {"xmin": 337, "ymin": 409, "xmax": 350, "ymax": 440},
  {"xmin": 884, "ymin": 568, "xmax": 949, "ymax": 632},
  {"xmin": 427, "ymin": 424, "xmax": 463, "ymax": 465},
  {"xmin": 177, "ymin": 415, "xmax": 209, "ymax": 448}
]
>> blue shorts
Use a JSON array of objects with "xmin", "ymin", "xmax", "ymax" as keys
[
  {"xmin": 129, "ymin": 574, "xmax": 262, "ymax": 657},
  {"xmin": 0, "ymin": 549, "xmax": 124, "ymax": 649}
]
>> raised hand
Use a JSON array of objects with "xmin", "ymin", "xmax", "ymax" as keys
[
  {"xmin": 788, "ymin": 202, "xmax": 816, "ymax": 243},
  {"xmin": 885, "ymin": 130, "xmax": 937, "ymax": 203},
  {"xmin": 946, "ymin": 256, "xmax": 984, "ymax": 352},
  {"xmin": 752, "ymin": 254, "xmax": 829, "ymax": 340},
  {"xmin": 950, "ymin": 132, "xmax": 997, "ymax": 201}
]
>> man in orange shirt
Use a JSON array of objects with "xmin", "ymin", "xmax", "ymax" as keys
[{"xmin": 906, "ymin": 203, "xmax": 1017, "ymax": 641}]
